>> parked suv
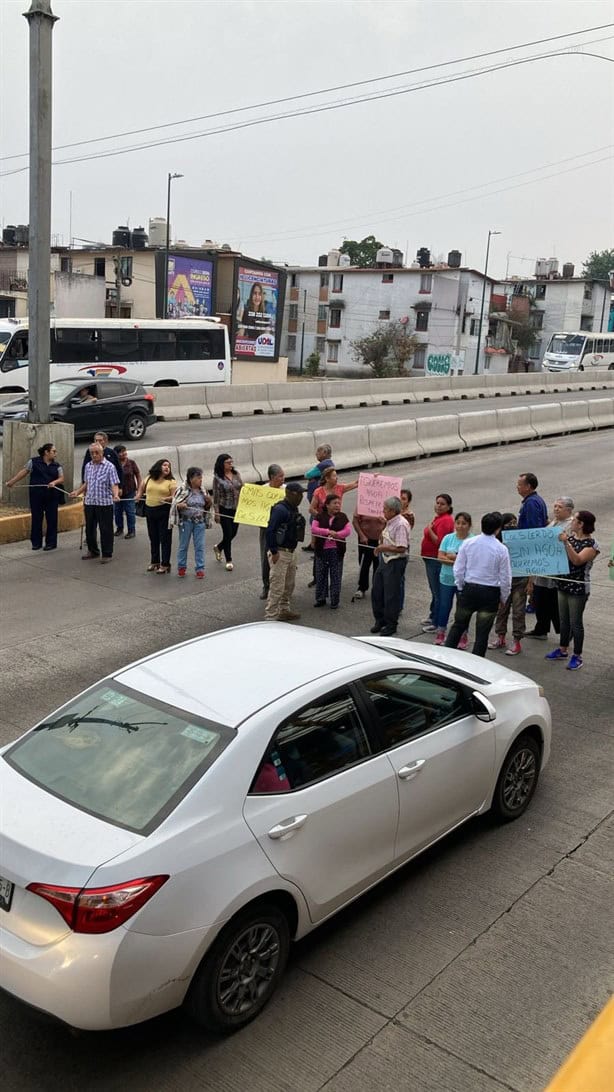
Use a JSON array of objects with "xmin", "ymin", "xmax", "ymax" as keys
[{"xmin": 0, "ymin": 377, "xmax": 156, "ymax": 440}]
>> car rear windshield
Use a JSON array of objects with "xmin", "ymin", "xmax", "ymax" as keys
[{"xmin": 4, "ymin": 683, "xmax": 235, "ymax": 834}]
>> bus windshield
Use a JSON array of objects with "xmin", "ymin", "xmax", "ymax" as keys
[{"xmin": 547, "ymin": 334, "xmax": 585, "ymax": 356}]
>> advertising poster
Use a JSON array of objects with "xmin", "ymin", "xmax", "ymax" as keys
[
  {"xmin": 234, "ymin": 265, "xmax": 279, "ymax": 359},
  {"xmin": 167, "ymin": 256, "xmax": 213, "ymax": 318}
]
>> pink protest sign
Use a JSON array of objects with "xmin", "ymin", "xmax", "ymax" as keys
[{"xmin": 357, "ymin": 473, "xmax": 403, "ymax": 516}]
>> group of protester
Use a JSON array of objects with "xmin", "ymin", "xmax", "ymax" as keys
[{"xmin": 6, "ymin": 432, "xmax": 602, "ymax": 670}]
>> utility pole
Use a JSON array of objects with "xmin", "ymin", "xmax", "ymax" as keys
[
  {"xmin": 164, "ymin": 172, "xmax": 183, "ymax": 318},
  {"xmin": 299, "ymin": 288, "xmax": 307, "ymax": 374},
  {"xmin": 473, "ymin": 229, "xmax": 500, "ymax": 375},
  {"xmin": 24, "ymin": 0, "xmax": 58, "ymax": 423}
]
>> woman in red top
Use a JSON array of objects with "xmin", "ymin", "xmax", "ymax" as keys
[
  {"xmin": 309, "ymin": 466, "xmax": 358, "ymax": 517},
  {"xmin": 420, "ymin": 493, "xmax": 454, "ymax": 632}
]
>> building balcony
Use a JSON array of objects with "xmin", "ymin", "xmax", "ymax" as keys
[{"xmin": 0, "ymin": 270, "xmax": 28, "ymax": 292}]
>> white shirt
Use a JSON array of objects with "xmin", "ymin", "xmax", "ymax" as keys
[{"xmin": 453, "ymin": 534, "xmax": 512, "ymax": 601}]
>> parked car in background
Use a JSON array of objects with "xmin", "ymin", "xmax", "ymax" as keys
[
  {"xmin": 0, "ymin": 377, "xmax": 156, "ymax": 440},
  {"xmin": 0, "ymin": 624, "xmax": 551, "ymax": 1034}
]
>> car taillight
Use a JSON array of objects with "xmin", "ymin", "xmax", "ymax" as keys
[
  {"xmin": 26, "ymin": 875, "xmax": 169, "ymax": 934},
  {"xmin": 144, "ymin": 393, "xmax": 155, "ymax": 402}
]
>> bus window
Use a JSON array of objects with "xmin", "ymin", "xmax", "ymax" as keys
[
  {"xmin": 176, "ymin": 329, "xmax": 225, "ymax": 360},
  {"xmin": 98, "ymin": 328, "xmax": 139, "ymax": 361},
  {"xmin": 595, "ymin": 339, "xmax": 603, "ymax": 354},
  {"xmin": 583, "ymin": 340, "xmax": 594, "ymax": 357},
  {"xmin": 52, "ymin": 328, "xmax": 97, "ymax": 364},
  {"xmin": 139, "ymin": 329, "xmax": 177, "ymax": 361},
  {"xmin": 0, "ymin": 332, "xmax": 28, "ymax": 371}
]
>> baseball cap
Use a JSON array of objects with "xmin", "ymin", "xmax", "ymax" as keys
[{"xmin": 285, "ymin": 481, "xmax": 306, "ymax": 495}]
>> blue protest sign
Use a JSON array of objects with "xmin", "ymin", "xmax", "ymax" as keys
[{"xmin": 502, "ymin": 527, "xmax": 569, "ymax": 577}]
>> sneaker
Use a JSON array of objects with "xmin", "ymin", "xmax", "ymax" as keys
[
  {"xmin": 353, "ymin": 589, "xmax": 364, "ymax": 600},
  {"xmin": 214, "ymin": 546, "xmax": 222, "ymax": 563},
  {"xmin": 177, "ymin": 567, "xmax": 187, "ymax": 577},
  {"xmin": 380, "ymin": 625, "xmax": 397, "ymax": 637},
  {"xmin": 421, "ymin": 617, "xmax": 433, "ymax": 626},
  {"xmin": 421, "ymin": 623, "xmax": 436, "ymax": 634},
  {"xmin": 458, "ymin": 633, "xmax": 469, "ymax": 651},
  {"xmin": 505, "ymin": 640, "xmax": 522, "ymax": 656},
  {"xmin": 434, "ymin": 629, "xmax": 446, "ymax": 646},
  {"xmin": 225, "ymin": 562, "xmax": 234, "ymax": 571},
  {"xmin": 124, "ymin": 532, "xmax": 135, "ymax": 540},
  {"xmin": 488, "ymin": 635, "xmax": 507, "ymax": 650},
  {"xmin": 370, "ymin": 622, "xmax": 384, "ymax": 634},
  {"xmin": 545, "ymin": 648, "xmax": 568, "ymax": 660},
  {"xmin": 566, "ymin": 654, "xmax": 583, "ymax": 671},
  {"xmin": 196, "ymin": 570, "xmax": 205, "ymax": 579}
]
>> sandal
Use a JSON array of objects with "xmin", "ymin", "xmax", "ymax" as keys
[{"xmin": 156, "ymin": 565, "xmax": 170, "ymax": 574}]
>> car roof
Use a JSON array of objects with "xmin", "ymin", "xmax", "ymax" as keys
[{"xmin": 114, "ymin": 623, "xmax": 394, "ymax": 728}]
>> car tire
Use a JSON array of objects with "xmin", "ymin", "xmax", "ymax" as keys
[
  {"xmin": 124, "ymin": 413, "xmax": 147, "ymax": 440},
  {"xmin": 185, "ymin": 902, "xmax": 290, "ymax": 1034},
  {"xmin": 492, "ymin": 733, "xmax": 541, "ymax": 823}
]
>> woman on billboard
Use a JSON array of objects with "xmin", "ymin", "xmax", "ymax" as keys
[{"xmin": 239, "ymin": 282, "xmax": 273, "ymax": 340}]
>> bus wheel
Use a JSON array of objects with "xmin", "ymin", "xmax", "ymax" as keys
[{"xmin": 124, "ymin": 413, "xmax": 146, "ymax": 440}]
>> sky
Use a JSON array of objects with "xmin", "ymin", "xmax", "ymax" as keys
[{"xmin": 1, "ymin": 0, "xmax": 613, "ymax": 279}]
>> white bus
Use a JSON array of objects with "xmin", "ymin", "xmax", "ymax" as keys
[
  {"xmin": 0, "ymin": 317, "xmax": 231, "ymax": 393},
  {"xmin": 542, "ymin": 331, "xmax": 614, "ymax": 372}
]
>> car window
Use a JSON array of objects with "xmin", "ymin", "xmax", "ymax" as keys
[
  {"xmin": 359, "ymin": 672, "xmax": 471, "ymax": 748},
  {"xmin": 250, "ymin": 689, "xmax": 372, "ymax": 794},
  {"xmin": 95, "ymin": 381, "xmax": 128, "ymax": 399},
  {"xmin": 4, "ymin": 682, "xmax": 236, "ymax": 834}
]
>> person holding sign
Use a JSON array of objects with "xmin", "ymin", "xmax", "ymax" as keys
[
  {"xmin": 310, "ymin": 466, "xmax": 358, "ymax": 516},
  {"xmin": 259, "ymin": 464, "xmax": 285, "ymax": 600},
  {"xmin": 545, "ymin": 511, "xmax": 600, "ymax": 671},
  {"xmin": 264, "ymin": 483, "xmax": 306, "ymax": 622},
  {"xmin": 527, "ymin": 497, "xmax": 574, "ymax": 640},
  {"xmin": 312, "ymin": 494, "xmax": 352, "ymax": 609}
]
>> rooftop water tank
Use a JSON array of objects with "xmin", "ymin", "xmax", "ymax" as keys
[
  {"xmin": 15, "ymin": 224, "xmax": 29, "ymax": 245},
  {"xmin": 131, "ymin": 226, "xmax": 148, "ymax": 249},
  {"xmin": 148, "ymin": 217, "xmax": 167, "ymax": 247},
  {"xmin": 339, "ymin": 253, "xmax": 351, "ymax": 267},
  {"xmin": 2, "ymin": 225, "xmax": 17, "ymax": 246},
  {"xmin": 417, "ymin": 247, "xmax": 431, "ymax": 268},
  {"xmin": 448, "ymin": 249, "xmax": 462, "ymax": 268},
  {"xmin": 376, "ymin": 247, "xmax": 393, "ymax": 265},
  {"xmin": 562, "ymin": 262, "xmax": 575, "ymax": 279},
  {"xmin": 318, "ymin": 254, "xmax": 328, "ymax": 267},
  {"xmin": 112, "ymin": 226, "xmax": 131, "ymax": 248},
  {"xmin": 327, "ymin": 249, "xmax": 340, "ymax": 267}
]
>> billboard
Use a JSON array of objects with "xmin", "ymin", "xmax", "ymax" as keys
[
  {"xmin": 167, "ymin": 256, "xmax": 213, "ymax": 318},
  {"xmin": 233, "ymin": 265, "xmax": 279, "ymax": 359}
]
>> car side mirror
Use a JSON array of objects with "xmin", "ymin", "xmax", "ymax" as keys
[{"xmin": 471, "ymin": 692, "xmax": 497, "ymax": 722}]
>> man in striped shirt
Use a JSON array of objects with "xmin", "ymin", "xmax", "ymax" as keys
[{"xmin": 71, "ymin": 443, "xmax": 120, "ymax": 563}]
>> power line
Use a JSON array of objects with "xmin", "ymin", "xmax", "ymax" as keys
[
  {"xmin": 1, "ymin": 40, "xmax": 613, "ymax": 178},
  {"xmin": 1, "ymin": 22, "xmax": 612, "ymax": 163}
]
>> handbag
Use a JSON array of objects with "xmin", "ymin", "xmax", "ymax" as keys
[{"xmin": 136, "ymin": 477, "xmax": 149, "ymax": 518}]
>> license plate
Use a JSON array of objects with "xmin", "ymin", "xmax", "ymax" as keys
[{"xmin": 0, "ymin": 876, "xmax": 15, "ymax": 912}]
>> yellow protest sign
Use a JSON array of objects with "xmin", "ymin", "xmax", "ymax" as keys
[{"xmin": 234, "ymin": 483, "xmax": 285, "ymax": 527}]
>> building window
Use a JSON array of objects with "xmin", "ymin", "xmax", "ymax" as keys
[
  {"xmin": 580, "ymin": 316, "xmax": 592, "ymax": 331},
  {"xmin": 316, "ymin": 337, "xmax": 326, "ymax": 353},
  {"xmin": 327, "ymin": 341, "xmax": 339, "ymax": 362},
  {"xmin": 287, "ymin": 335, "xmax": 297, "ymax": 351},
  {"xmin": 535, "ymin": 283, "xmax": 546, "ymax": 300},
  {"xmin": 469, "ymin": 318, "xmax": 480, "ymax": 336},
  {"xmin": 329, "ymin": 308, "xmax": 341, "ymax": 328},
  {"xmin": 531, "ymin": 310, "xmax": 544, "ymax": 330},
  {"xmin": 290, "ymin": 273, "xmax": 298, "ymax": 288},
  {"xmin": 317, "ymin": 304, "xmax": 327, "ymax": 321},
  {"xmin": 332, "ymin": 273, "xmax": 344, "ymax": 293},
  {"xmin": 419, "ymin": 273, "xmax": 432, "ymax": 293},
  {"xmin": 378, "ymin": 309, "xmax": 390, "ymax": 321},
  {"xmin": 583, "ymin": 284, "xmax": 592, "ymax": 300},
  {"xmin": 288, "ymin": 303, "xmax": 298, "ymax": 320},
  {"xmin": 415, "ymin": 310, "xmax": 429, "ymax": 332},
  {"xmin": 60, "ymin": 256, "xmax": 71, "ymax": 272},
  {"xmin": 320, "ymin": 273, "xmax": 329, "ymax": 288},
  {"xmin": 413, "ymin": 346, "xmax": 426, "ymax": 369},
  {"xmin": 94, "ymin": 258, "xmax": 106, "ymax": 278},
  {"xmin": 461, "ymin": 313, "xmax": 468, "ymax": 334},
  {"xmin": 382, "ymin": 273, "xmax": 394, "ymax": 283}
]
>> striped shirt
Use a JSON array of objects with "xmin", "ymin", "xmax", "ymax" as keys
[{"xmin": 84, "ymin": 459, "xmax": 119, "ymax": 505}]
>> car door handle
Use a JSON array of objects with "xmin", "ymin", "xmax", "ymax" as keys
[
  {"xmin": 267, "ymin": 815, "xmax": 308, "ymax": 840},
  {"xmin": 397, "ymin": 760, "xmax": 426, "ymax": 781}
]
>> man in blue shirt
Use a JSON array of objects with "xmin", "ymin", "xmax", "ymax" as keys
[
  {"xmin": 491, "ymin": 472, "xmax": 548, "ymax": 656},
  {"xmin": 264, "ymin": 483, "xmax": 306, "ymax": 622},
  {"xmin": 517, "ymin": 472, "xmax": 548, "ymax": 529}
]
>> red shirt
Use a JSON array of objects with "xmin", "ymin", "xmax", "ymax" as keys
[{"xmin": 420, "ymin": 513, "xmax": 455, "ymax": 558}]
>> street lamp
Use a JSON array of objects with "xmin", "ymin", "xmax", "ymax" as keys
[
  {"xmin": 164, "ymin": 172, "xmax": 183, "ymax": 319},
  {"xmin": 474, "ymin": 229, "xmax": 501, "ymax": 375}
]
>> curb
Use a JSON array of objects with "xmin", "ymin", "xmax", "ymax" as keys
[{"xmin": 0, "ymin": 501, "xmax": 84, "ymax": 544}]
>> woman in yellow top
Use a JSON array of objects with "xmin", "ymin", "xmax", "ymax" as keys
[{"xmin": 136, "ymin": 458, "xmax": 177, "ymax": 573}]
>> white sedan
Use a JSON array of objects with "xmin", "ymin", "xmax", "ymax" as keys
[{"xmin": 0, "ymin": 624, "xmax": 551, "ymax": 1034}]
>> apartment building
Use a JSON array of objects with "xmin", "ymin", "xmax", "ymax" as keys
[{"xmin": 281, "ymin": 252, "xmax": 496, "ymax": 376}]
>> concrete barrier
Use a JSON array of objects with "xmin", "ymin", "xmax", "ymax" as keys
[
  {"xmin": 458, "ymin": 410, "xmax": 501, "ymax": 449},
  {"xmin": 267, "ymin": 381, "xmax": 325, "ymax": 413},
  {"xmin": 416, "ymin": 414, "xmax": 463, "ymax": 455},
  {"xmin": 177, "ymin": 439, "xmax": 259, "ymax": 483},
  {"xmin": 413, "ymin": 376, "xmax": 454, "ymax": 402},
  {"xmin": 588, "ymin": 397, "xmax": 614, "ymax": 429},
  {"xmin": 452, "ymin": 375, "xmax": 488, "ymax": 399},
  {"xmin": 529, "ymin": 402, "xmax": 564, "ymax": 437},
  {"xmin": 369, "ymin": 378, "xmax": 417, "ymax": 405},
  {"xmin": 322, "ymin": 380, "xmax": 376, "ymax": 409},
  {"xmin": 204, "ymin": 384, "xmax": 273, "ymax": 417},
  {"xmin": 251, "ymin": 431, "xmax": 317, "ymax": 481},
  {"xmin": 313, "ymin": 425, "xmax": 375, "ymax": 470},
  {"xmin": 368, "ymin": 420, "xmax": 423, "ymax": 464},
  {"xmin": 129, "ymin": 444, "xmax": 181, "ymax": 479},
  {"xmin": 151, "ymin": 386, "xmax": 211, "ymax": 421},
  {"xmin": 560, "ymin": 400, "xmax": 594, "ymax": 434},
  {"xmin": 496, "ymin": 406, "xmax": 537, "ymax": 444}
]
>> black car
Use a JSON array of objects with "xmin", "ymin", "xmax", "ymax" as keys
[{"xmin": 0, "ymin": 378, "xmax": 156, "ymax": 440}]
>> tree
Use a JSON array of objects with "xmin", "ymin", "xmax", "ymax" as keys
[
  {"xmin": 512, "ymin": 319, "xmax": 538, "ymax": 354},
  {"xmin": 304, "ymin": 350, "xmax": 321, "ymax": 377},
  {"xmin": 339, "ymin": 235, "xmax": 383, "ymax": 268},
  {"xmin": 581, "ymin": 249, "xmax": 614, "ymax": 281},
  {"xmin": 351, "ymin": 321, "xmax": 420, "ymax": 378}
]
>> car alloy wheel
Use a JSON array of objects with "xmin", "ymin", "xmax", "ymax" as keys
[
  {"xmin": 186, "ymin": 902, "xmax": 290, "ymax": 1033},
  {"xmin": 124, "ymin": 413, "xmax": 146, "ymax": 440},
  {"xmin": 493, "ymin": 734, "xmax": 540, "ymax": 822}
]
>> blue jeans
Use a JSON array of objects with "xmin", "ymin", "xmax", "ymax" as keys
[
  {"xmin": 423, "ymin": 558, "xmax": 442, "ymax": 623},
  {"xmin": 178, "ymin": 520, "xmax": 205, "ymax": 572},
  {"xmin": 436, "ymin": 582, "xmax": 457, "ymax": 630},
  {"xmin": 114, "ymin": 492, "xmax": 136, "ymax": 534}
]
